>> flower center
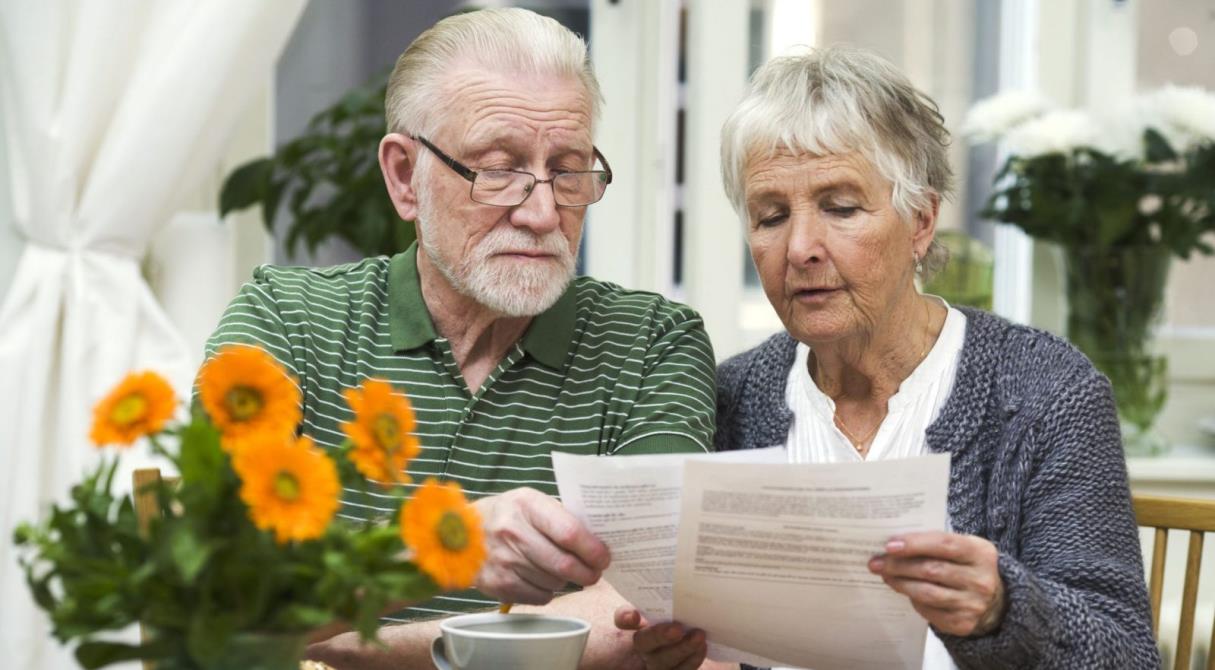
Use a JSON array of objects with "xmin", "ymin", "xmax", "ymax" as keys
[
  {"xmin": 224, "ymin": 386, "xmax": 263, "ymax": 421},
  {"xmin": 437, "ymin": 511, "xmax": 469, "ymax": 551},
  {"xmin": 110, "ymin": 394, "xmax": 148, "ymax": 426},
  {"xmin": 273, "ymin": 471, "xmax": 301, "ymax": 501},
  {"xmin": 372, "ymin": 414, "xmax": 400, "ymax": 450}
]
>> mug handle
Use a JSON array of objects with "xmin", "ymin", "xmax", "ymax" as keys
[{"xmin": 431, "ymin": 636, "xmax": 452, "ymax": 670}]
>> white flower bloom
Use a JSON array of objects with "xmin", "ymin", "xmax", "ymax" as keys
[
  {"xmin": 1004, "ymin": 110, "xmax": 1100, "ymax": 158},
  {"xmin": 963, "ymin": 91, "xmax": 1052, "ymax": 141},
  {"xmin": 1137, "ymin": 85, "xmax": 1215, "ymax": 153},
  {"xmin": 1095, "ymin": 103, "xmax": 1153, "ymax": 160}
]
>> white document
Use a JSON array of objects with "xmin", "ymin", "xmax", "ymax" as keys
[
  {"xmin": 673, "ymin": 454, "xmax": 951, "ymax": 670},
  {"xmin": 553, "ymin": 448, "xmax": 791, "ymax": 667}
]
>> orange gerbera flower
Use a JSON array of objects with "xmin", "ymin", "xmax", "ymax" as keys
[
  {"xmin": 400, "ymin": 478, "xmax": 485, "ymax": 590},
  {"xmin": 197, "ymin": 345, "xmax": 301, "ymax": 450},
  {"xmin": 232, "ymin": 435, "xmax": 340, "ymax": 544},
  {"xmin": 89, "ymin": 371, "xmax": 176, "ymax": 447},
  {"xmin": 341, "ymin": 379, "xmax": 420, "ymax": 485}
]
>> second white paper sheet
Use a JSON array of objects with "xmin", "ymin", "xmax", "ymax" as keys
[
  {"xmin": 673, "ymin": 453, "xmax": 951, "ymax": 670},
  {"xmin": 552, "ymin": 448, "xmax": 787, "ymax": 621}
]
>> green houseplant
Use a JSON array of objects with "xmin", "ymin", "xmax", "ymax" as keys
[
  {"xmin": 965, "ymin": 87, "xmax": 1215, "ymax": 454},
  {"xmin": 13, "ymin": 346, "xmax": 485, "ymax": 669},
  {"xmin": 219, "ymin": 74, "xmax": 415, "ymax": 259}
]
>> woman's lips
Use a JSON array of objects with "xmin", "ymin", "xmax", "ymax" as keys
[{"xmin": 793, "ymin": 287, "xmax": 841, "ymax": 303}]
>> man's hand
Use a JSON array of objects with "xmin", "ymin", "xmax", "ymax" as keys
[
  {"xmin": 868, "ymin": 531, "xmax": 1007, "ymax": 637},
  {"xmin": 473, "ymin": 487, "xmax": 611, "ymax": 604}
]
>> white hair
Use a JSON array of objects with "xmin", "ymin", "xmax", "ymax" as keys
[
  {"xmin": 386, "ymin": 7, "xmax": 602, "ymax": 138},
  {"xmin": 721, "ymin": 47, "xmax": 954, "ymax": 273}
]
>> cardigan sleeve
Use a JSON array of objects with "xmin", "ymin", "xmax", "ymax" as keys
[
  {"xmin": 713, "ymin": 352, "xmax": 748, "ymax": 452},
  {"xmin": 939, "ymin": 370, "xmax": 1159, "ymax": 669}
]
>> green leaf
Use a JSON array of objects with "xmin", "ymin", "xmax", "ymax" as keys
[
  {"xmin": 1144, "ymin": 128, "xmax": 1178, "ymax": 163},
  {"xmin": 275, "ymin": 604, "xmax": 336, "ymax": 629},
  {"xmin": 13, "ymin": 522, "xmax": 34, "ymax": 545},
  {"xmin": 27, "ymin": 572, "xmax": 57, "ymax": 610},
  {"xmin": 170, "ymin": 526, "xmax": 212, "ymax": 584},
  {"xmin": 261, "ymin": 175, "xmax": 287, "ymax": 232},
  {"xmin": 219, "ymin": 158, "xmax": 273, "ymax": 217},
  {"xmin": 177, "ymin": 417, "xmax": 223, "ymax": 488},
  {"xmin": 187, "ymin": 612, "xmax": 235, "ymax": 665},
  {"xmin": 75, "ymin": 640, "xmax": 166, "ymax": 669}
]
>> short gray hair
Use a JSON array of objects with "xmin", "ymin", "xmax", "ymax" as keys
[
  {"xmin": 386, "ymin": 8, "xmax": 603, "ymax": 138},
  {"xmin": 721, "ymin": 47, "xmax": 954, "ymax": 272}
]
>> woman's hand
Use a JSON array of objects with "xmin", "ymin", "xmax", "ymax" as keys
[
  {"xmin": 868, "ymin": 531, "xmax": 1007, "ymax": 637},
  {"xmin": 614, "ymin": 606, "xmax": 708, "ymax": 670}
]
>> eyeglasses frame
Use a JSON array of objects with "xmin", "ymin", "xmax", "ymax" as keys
[{"xmin": 412, "ymin": 135, "xmax": 613, "ymax": 208}]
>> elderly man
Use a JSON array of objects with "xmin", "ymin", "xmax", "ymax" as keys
[{"xmin": 203, "ymin": 7, "xmax": 716, "ymax": 669}]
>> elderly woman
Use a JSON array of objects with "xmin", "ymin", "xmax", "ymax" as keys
[{"xmin": 616, "ymin": 47, "xmax": 1158, "ymax": 669}]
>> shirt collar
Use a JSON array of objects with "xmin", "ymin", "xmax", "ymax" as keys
[
  {"xmin": 520, "ymin": 278, "xmax": 577, "ymax": 369},
  {"xmin": 388, "ymin": 243, "xmax": 438, "ymax": 351},
  {"xmin": 389, "ymin": 242, "xmax": 577, "ymax": 369}
]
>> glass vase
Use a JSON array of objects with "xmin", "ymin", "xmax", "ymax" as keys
[{"xmin": 1063, "ymin": 245, "xmax": 1172, "ymax": 457}]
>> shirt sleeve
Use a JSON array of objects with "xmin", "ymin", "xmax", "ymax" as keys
[
  {"xmin": 201, "ymin": 268, "xmax": 302, "ymax": 384},
  {"xmin": 610, "ymin": 304, "xmax": 717, "ymax": 456}
]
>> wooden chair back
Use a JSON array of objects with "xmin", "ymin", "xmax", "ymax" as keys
[
  {"xmin": 1133, "ymin": 493, "xmax": 1215, "ymax": 670},
  {"xmin": 133, "ymin": 468, "xmax": 178, "ymax": 670},
  {"xmin": 133, "ymin": 468, "xmax": 178, "ymax": 535}
]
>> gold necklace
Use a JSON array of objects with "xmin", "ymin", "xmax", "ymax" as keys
[{"xmin": 833, "ymin": 412, "xmax": 880, "ymax": 449}]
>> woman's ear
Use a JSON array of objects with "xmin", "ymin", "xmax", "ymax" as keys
[
  {"xmin": 912, "ymin": 193, "xmax": 941, "ymax": 259},
  {"xmin": 379, "ymin": 133, "xmax": 421, "ymax": 221}
]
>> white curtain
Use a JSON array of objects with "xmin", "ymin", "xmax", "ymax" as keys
[{"xmin": 0, "ymin": 1, "xmax": 305, "ymax": 668}]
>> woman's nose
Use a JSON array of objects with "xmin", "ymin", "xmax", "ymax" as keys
[{"xmin": 785, "ymin": 214, "xmax": 826, "ymax": 266}]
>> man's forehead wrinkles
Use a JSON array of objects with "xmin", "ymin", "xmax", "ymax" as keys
[{"xmin": 465, "ymin": 104, "xmax": 591, "ymax": 126}]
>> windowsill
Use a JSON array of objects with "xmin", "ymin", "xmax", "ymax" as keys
[{"xmin": 1128, "ymin": 444, "xmax": 1215, "ymax": 486}]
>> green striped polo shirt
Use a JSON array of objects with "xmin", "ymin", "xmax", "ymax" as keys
[{"xmin": 203, "ymin": 243, "xmax": 716, "ymax": 619}]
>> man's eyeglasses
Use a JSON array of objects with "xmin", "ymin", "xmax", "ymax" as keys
[{"xmin": 413, "ymin": 136, "xmax": 613, "ymax": 208}]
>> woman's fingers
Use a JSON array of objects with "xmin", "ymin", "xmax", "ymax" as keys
[
  {"xmin": 642, "ymin": 627, "xmax": 706, "ymax": 670},
  {"xmin": 633, "ymin": 622, "xmax": 688, "ymax": 654},
  {"xmin": 871, "ymin": 555, "xmax": 972, "ymax": 591},
  {"xmin": 880, "ymin": 574, "xmax": 966, "ymax": 610},
  {"xmin": 614, "ymin": 606, "xmax": 645, "ymax": 631},
  {"xmin": 870, "ymin": 531, "xmax": 1006, "ymax": 637},
  {"xmin": 883, "ymin": 531, "xmax": 997, "ymax": 568}
]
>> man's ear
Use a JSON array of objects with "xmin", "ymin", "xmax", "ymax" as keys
[{"xmin": 379, "ymin": 133, "xmax": 420, "ymax": 221}]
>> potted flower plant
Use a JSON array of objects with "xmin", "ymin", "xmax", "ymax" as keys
[
  {"xmin": 219, "ymin": 74, "xmax": 416, "ymax": 259},
  {"xmin": 965, "ymin": 86, "xmax": 1215, "ymax": 454},
  {"xmin": 14, "ymin": 345, "xmax": 484, "ymax": 669}
]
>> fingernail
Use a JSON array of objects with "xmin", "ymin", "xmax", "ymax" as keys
[
  {"xmin": 665, "ymin": 625, "xmax": 683, "ymax": 641},
  {"xmin": 885, "ymin": 539, "xmax": 905, "ymax": 552},
  {"xmin": 869, "ymin": 557, "xmax": 885, "ymax": 572}
]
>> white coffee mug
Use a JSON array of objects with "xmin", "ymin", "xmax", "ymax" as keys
[{"xmin": 430, "ymin": 612, "xmax": 590, "ymax": 670}]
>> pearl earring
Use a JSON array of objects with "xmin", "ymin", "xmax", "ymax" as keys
[{"xmin": 913, "ymin": 252, "xmax": 923, "ymax": 274}]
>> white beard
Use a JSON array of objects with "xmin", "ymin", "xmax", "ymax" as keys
[{"xmin": 415, "ymin": 179, "xmax": 577, "ymax": 317}]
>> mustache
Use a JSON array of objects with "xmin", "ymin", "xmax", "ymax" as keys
[{"xmin": 476, "ymin": 228, "xmax": 570, "ymax": 258}]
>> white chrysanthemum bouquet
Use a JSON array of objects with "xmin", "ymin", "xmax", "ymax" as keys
[
  {"xmin": 964, "ymin": 86, "xmax": 1215, "ymax": 256},
  {"xmin": 965, "ymin": 86, "xmax": 1215, "ymax": 454}
]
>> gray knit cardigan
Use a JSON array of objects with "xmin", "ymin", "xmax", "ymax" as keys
[{"xmin": 716, "ymin": 307, "xmax": 1160, "ymax": 669}]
